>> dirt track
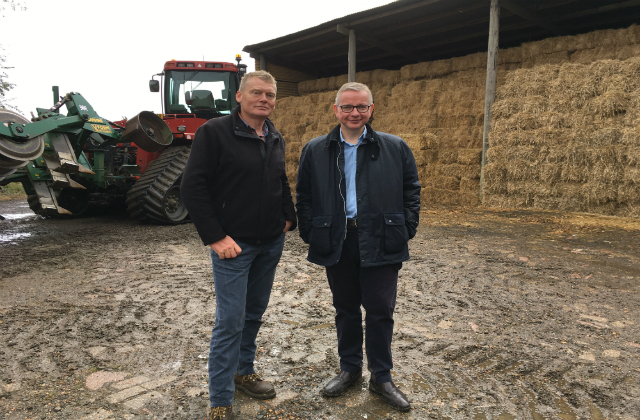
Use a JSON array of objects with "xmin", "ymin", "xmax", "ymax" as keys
[{"xmin": 0, "ymin": 198, "xmax": 639, "ymax": 420}]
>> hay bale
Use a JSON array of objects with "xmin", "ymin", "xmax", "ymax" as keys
[
  {"xmin": 439, "ymin": 163, "xmax": 481, "ymax": 180},
  {"xmin": 481, "ymin": 162, "xmax": 507, "ymax": 194},
  {"xmin": 585, "ymin": 90, "xmax": 629, "ymax": 119},
  {"xmin": 431, "ymin": 59, "xmax": 453, "ymax": 78},
  {"xmin": 437, "ymin": 115, "xmax": 476, "ymax": 129},
  {"xmin": 492, "ymin": 96, "xmax": 549, "ymax": 119},
  {"xmin": 400, "ymin": 63, "xmax": 415, "ymax": 81},
  {"xmin": 521, "ymin": 39, "xmax": 546, "ymax": 57},
  {"xmin": 457, "ymin": 149, "xmax": 482, "ymax": 165},
  {"xmin": 420, "ymin": 186, "xmax": 460, "ymax": 205},
  {"xmin": 402, "ymin": 133, "xmax": 439, "ymax": 151},
  {"xmin": 370, "ymin": 69, "xmax": 400, "ymax": 85},
  {"xmin": 571, "ymin": 48, "xmax": 618, "ymax": 64},
  {"xmin": 423, "ymin": 176, "xmax": 460, "ymax": 191},
  {"xmin": 391, "ymin": 83, "xmax": 408, "ymax": 98},
  {"xmin": 594, "ymin": 27, "xmax": 636, "ymax": 46},
  {"xmin": 498, "ymin": 46, "xmax": 523, "ymax": 64},
  {"xmin": 451, "ymin": 52, "xmax": 487, "ymax": 72},
  {"xmin": 315, "ymin": 78, "xmax": 330, "ymax": 92},
  {"xmin": 618, "ymin": 183, "xmax": 640, "ymax": 203},
  {"xmin": 529, "ymin": 51, "xmax": 570, "ymax": 67},
  {"xmin": 538, "ymin": 163, "xmax": 561, "ymax": 184},
  {"xmin": 413, "ymin": 150, "xmax": 439, "ymax": 166},
  {"xmin": 438, "ymin": 149, "xmax": 458, "ymax": 165},
  {"xmin": 460, "ymin": 177, "xmax": 480, "ymax": 194},
  {"xmin": 433, "ymin": 127, "xmax": 477, "ymax": 149},
  {"xmin": 615, "ymin": 44, "xmax": 640, "ymax": 61},
  {"xmin": 356, "ymin": 71, "xmax": 372, "ymax": 84},
  {"xmin": 459, "ymin": 193, "xmax": 480, "ymax": 207},
  {"xmin": 298, "ymin": 80, "xmax": 317, "ymax": 94}
]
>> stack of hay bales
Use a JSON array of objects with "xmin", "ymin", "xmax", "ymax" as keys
[
  {"xmin": 276, "ymin": 24, "xmax": 640, "ymax": 212},
  {"xmin": 484, "ymin": 57, "xmax": 640, "ymax": 217},
  {"xmin": 275, "ymin": 53, "xmax": 487, "ymax": 205}
]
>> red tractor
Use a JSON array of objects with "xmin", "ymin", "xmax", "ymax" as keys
[
  {"xmin": 125, "ymin": 56, "xmax": 247, "ymax": 224},
  {"xmin": 0, "ymin": 56, "xmax": 245, "ymax": 224}
]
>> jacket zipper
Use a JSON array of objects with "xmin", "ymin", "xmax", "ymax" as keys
[{"xmin": 337, "ymin": 143, "xmax": 347, "ymax": 240}]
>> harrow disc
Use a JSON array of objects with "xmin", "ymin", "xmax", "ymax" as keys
[{"xmin": 0, "ymin": 109, "xmax": 44, "ymax": 167}]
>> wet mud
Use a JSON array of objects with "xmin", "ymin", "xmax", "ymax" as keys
[{"xmin": 0, "ymin": 199, "xmax": 639, "ymax": 420}]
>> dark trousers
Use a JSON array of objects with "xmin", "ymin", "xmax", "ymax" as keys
[{"xmin": 325, "ymin": 227, "xmax": 399, "ymax": 383}]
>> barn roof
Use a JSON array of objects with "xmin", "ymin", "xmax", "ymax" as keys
[{"xmin": 243, "ymin": 0, "xmax": 640, "ymax": 78}]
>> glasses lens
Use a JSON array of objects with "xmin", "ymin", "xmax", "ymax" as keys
[
  {"xmin": 340, "ymin": 105, "xmax": 354, "ymax": 112},
  {"xmin": 356, "ymin": 105, "xmax": 370, "ymax": 112}
]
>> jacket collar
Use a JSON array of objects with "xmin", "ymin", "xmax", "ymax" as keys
[
  {"xmin": 231, "ymin": 105, "xmax": 278, "ymax": 138},
  {"xmin": 326, "ymin": 123, "xmax": 376, "ymax": 147}
]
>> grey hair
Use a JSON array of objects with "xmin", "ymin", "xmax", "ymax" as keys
[
  {"xmin": 239, "ymin": 70, "xmax": 277, "ymax": 93},
  {"xmin": 335, "ymin": 82, "xmax": 373, "ymax": 105}
]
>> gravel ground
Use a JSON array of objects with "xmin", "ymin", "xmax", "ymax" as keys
[{"xmin": 0, "ymin": 199, "xmax": 639, "ymax": 420}]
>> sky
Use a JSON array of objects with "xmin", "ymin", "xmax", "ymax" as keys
[{"xmin": 1, "ymin": 0, "xmax": 393, "ymax": 121}]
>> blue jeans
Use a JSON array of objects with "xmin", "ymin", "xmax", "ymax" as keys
[{"xmin": 208, "ymin": 233, "xmax": 284, "ymax": 407}]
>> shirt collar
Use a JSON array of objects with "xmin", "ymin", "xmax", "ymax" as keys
[
  {"xmin": 339, "ymin": 126, "xmax": 367, "ymax": 146},
  {"xmin": 239, "ymin": 113, "xmax": 269, "ymax": 139}
]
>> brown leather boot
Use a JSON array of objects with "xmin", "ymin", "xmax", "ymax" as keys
[
  {"xmin": 234, "ymin": 373, "xmax": 276, "ymax": 399},
  {"xmin": 209, "ymin": 405, "xmax": 232, "ymax": 420}
]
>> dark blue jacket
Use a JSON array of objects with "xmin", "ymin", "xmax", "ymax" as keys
[{"xmin": 296, "ymin": 124, "xmax": 421, "ymax": 267}]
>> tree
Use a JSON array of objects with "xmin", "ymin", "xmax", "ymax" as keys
[
  {"xmin": 1, "ymin": 0, "xmax": 26, "ymax": 16},
  {"xmin": 0, "ymin": 0, "xmax": 25, "ymax": 110}
]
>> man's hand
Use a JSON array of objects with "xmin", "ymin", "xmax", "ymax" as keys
[
  {"xmin": 210, "ymin": 236, "xmax": 242, "ymax": 259},
  {"xmin": 283, "ymin": 220, "xmax": 293, "ymax": 233}
]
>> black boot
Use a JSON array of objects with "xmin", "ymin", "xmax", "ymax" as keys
[
  {"xmin": 322, "ymin": 370, "xmax": 363, "ymax": 397},
  {"xmin": 369, "ymin": 374, "xmax": 411, "ymax": 412}
]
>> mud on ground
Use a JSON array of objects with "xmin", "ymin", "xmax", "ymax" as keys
[{"xmin": 0, "ymin": 199, "xmax": 639, "ymax": 420}]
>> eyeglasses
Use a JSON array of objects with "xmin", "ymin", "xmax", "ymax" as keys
[{"xmin": 338, "ymin": 104, "xmax": 371, "ymax": 113}]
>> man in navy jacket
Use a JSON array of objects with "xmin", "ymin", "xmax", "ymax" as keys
[
  {"xmin": 296, "ymin": 82, "xmax": 420, "ymax": 412},
  {"xmin": 181, "ymin": 71, "xmax": 296, "ymax": 420}
]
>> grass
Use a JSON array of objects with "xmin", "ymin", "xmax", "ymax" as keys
[{"xmin": 0, "ymin": 182, "xmax": 26, "ymax": 200}]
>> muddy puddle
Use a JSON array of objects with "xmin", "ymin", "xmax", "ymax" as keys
[{"xmin": 0, "ymin": 199, "xmax": 639, "ymax": 419}]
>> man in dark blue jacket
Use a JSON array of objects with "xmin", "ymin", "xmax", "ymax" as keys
[
  {"xmin": 296, "ymin": 82, "xmax": 421, "ymax": 412},
  {"xmin": 181, "ymin": 71, "xmax": 296, "ymax": 420}
]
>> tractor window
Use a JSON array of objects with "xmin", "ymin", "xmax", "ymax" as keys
[{"xmin": 165, "ymin": 70, "xmax": 238, "ymax": 116}]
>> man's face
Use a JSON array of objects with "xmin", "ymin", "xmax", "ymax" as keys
[
  {"xmin": 236, "ymin": 78, "xmax": 277, "ymax": 120},
  {"xmin": 333, "ymin": 90, "xmax": 374, "ymax": 131}
]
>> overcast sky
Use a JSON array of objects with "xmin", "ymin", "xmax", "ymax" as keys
[{"xmin": 1, "ymin": 0, "xmax": 392, "ymax": 121}]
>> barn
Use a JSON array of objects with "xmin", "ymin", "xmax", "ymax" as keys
[{"xmin": 243, "ymin": 0, "xmax": 640, "ymax": 217}]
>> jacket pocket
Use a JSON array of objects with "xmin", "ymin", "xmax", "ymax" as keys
[
  {"xmin": 383, "ymin": 213, "xmax": 407, "ymax": 254},
  {"xmin": 309, "ymin": 215, "xmax": 332, "ymax": 255}
]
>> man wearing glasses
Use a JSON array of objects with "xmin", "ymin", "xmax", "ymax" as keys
[{"xmin": 296, "ymin": 82, "xmax": 421, "ymax": 412}]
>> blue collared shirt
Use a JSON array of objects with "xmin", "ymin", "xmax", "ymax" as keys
[{"xmin": 340, "ymin": 127, "xmax": 366, "ymax": 218}]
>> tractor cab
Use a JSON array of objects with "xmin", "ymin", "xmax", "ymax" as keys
[{"xmin": 150, "ymin": 57, "xmax": 247, "ymax": 120}]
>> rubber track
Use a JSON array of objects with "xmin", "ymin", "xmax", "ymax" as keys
[{"xmin": 125, "ymin": 146, "xmax": 191, "ymax": 224}]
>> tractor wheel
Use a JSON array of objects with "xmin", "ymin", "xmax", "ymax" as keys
[
  {"xmin": 55, "ymin": 189, "xmax": 90, "ymax": 216},
  {"xmin": 125, "ymin": 146, "xmax": 191, "ymax": 225}
]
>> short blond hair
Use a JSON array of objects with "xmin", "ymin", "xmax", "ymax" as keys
[
  {"xmin": 335, "ymin": 82, "xmax": 373, "ymax": 105},
  {"xmin": 239, "ymin": 70, "xmax": 277, "ymax": 93}
]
